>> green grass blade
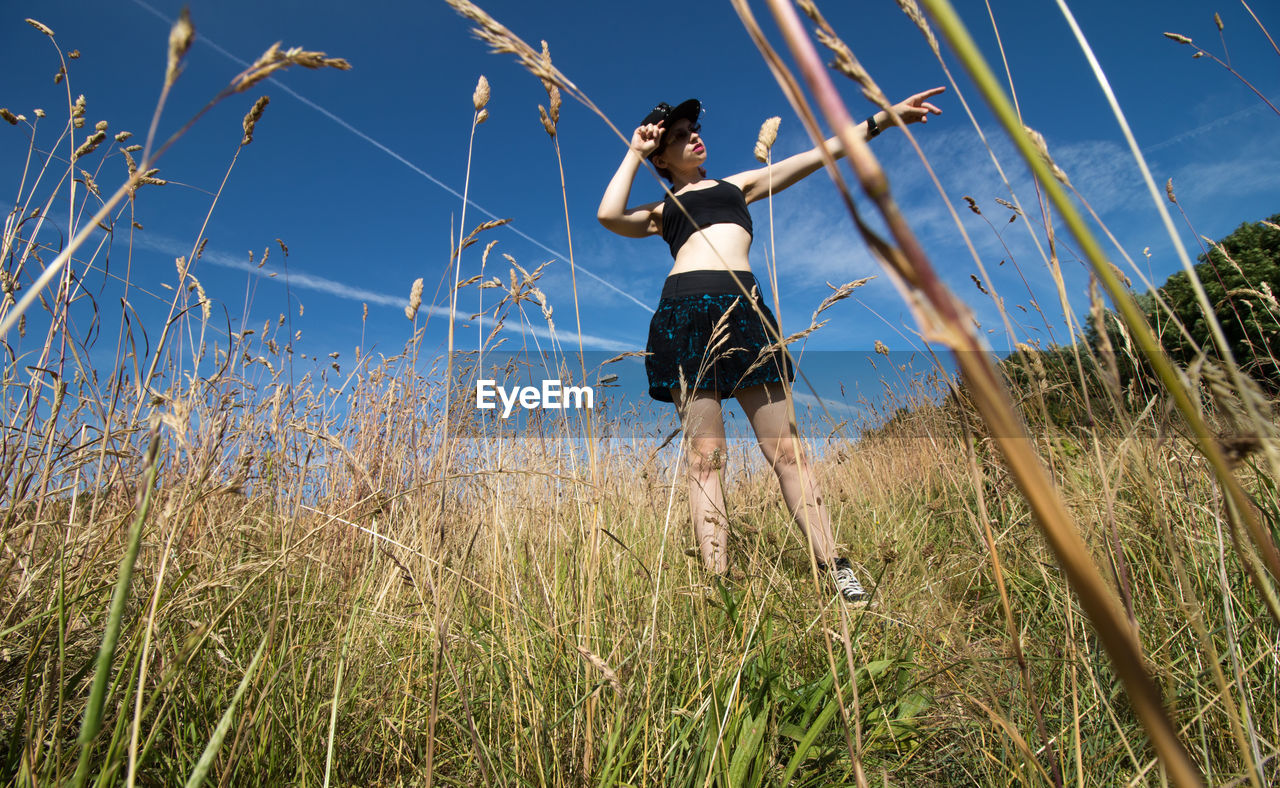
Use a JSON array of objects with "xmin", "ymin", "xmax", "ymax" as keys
[
  {"xmin": 781, "ymin": 693, "xmax": 840, "ymax": 784},
  {"xmin": 727, "ymin": 705, "xmax": 769, "ymax": 787},
  {"xmin": 182, "ymin": 636, "xmax": 268, "ymax": 788}
]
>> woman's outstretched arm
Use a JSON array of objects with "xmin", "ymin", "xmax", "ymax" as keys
[
  {"xmin": 597, "ymin": 123, "xmax": 666, "ymax": 238},
  {"xmin": 729, "ymin": 87, "xmax": 945, "ymax": 203}
]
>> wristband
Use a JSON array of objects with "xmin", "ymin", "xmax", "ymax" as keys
[{"xmin": 865, "ymin": 113, "xmax": 880, "ymax": 139}]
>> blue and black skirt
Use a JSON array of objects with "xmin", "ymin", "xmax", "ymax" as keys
[{"xmin": 644, "ymin": 270, "xmax": 794, "ymax": 403}]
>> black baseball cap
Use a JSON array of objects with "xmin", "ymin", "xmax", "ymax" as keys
[
  {"xmin": 641, "ymin": 98, "xmax": 701, "ymax": 128},
  {"xmin": 640, "ymin": 98, "xmax": 701, "ymax": 153}
]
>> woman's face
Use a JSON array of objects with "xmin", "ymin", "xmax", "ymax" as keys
[{"xmin": 655, "ymin": 118, "xmax": 706, "ymax": 173}]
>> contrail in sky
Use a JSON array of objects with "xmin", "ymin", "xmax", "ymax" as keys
[
  {"xmin": 1142, "ymin": 100, "xmax": 1276, "ymax": 154},
  {"xmin": 135, "ymin": 233, "xmax": 633, "ymax": 351},
  {"xmin": 127, "ymin": 0, "xmax": 653, "ymax": 314}
]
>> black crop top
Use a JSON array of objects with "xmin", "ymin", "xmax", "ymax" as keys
[{"xmin": 660, "ymin": 180, "xmax": 753, "ymax": 258}]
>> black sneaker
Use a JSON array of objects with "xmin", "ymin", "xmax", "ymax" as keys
[{"xmin": 827, "ymin": 558, "xmax": 867, "ymax": 605}]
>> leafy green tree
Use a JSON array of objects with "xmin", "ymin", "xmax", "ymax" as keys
[{"xmin": 1152, "ymin": 213, "xmax": 1280, "ymax": 389}]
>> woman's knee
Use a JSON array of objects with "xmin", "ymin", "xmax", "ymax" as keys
[
  {"xmin": 686, "ymin": 438, "xmax": 729, "ymax": 476},
  {"xmin": 762, "ymin": 438, "xmax": 805, "ymax": 471}
]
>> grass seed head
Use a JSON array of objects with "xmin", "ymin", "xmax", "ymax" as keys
[
  {"xmin": 575, "ymin": 645, "xmax": 621, "ymax": 694},
  {"xmin": 539, "ymin": 42, "xmax": 561, "ymax": 123},
  {"xmin": 79, "ymin": 169, "xmax": 101, "ymax": 197},
  {"xmin": 114, "ymin": 130, "xmax": 131, "ymax": 141},
  {"xmin": 0, "ymin": 109, "xmax": 18, "ymax": 126},
  {"xmin": 166, "ymin": 8, "xmax": 195, "ymax": 88},
  {"xmin": 190, "ymin": 275, "xmax": 211, "ymax": 319},
  {"xmin": 234, "ymin": 43, "xmax": 351, "ymax": 93},
  {"xmin": 26, "ymin": 18, "xmax": 54, "ymax": 37},
  {"xmin": 444, "ymin": 1, "xmax": 578, "ymax": 99},
  {"xmin": 1165, "ymin": 177, "xmax": 1177, "ymax": 204},
  {"xmin": 241, "ymin": 95, "xmax": 270, "ymax": 146},
  {"xmin": 94, "ymin": 120, "xmax": 108, "ymax": 132},
  {"xmin": 476, "ymin": 108, "xmax": 489, "ymax": 125},
  {"xmin": 799, "ymin": 0, "xmax": 886, "ymax": 98},
  {"xmin": 34, "ymin": 109, "xmax": 46, "ymax": 118},
  {"xmin": 1163, "ymin": 32, "xmax": 1193, "ymax": 44},
  {"xmin": 893, "ymin": 0, "xmax": 940, "ymax": 58},
  {"xmin": 753, "ymin": 116, "xmax": 780, "ymax": 162},
  {"xmin": 405, "ymin": 278, "xmax": 424, "ymax": 320},
  {"xmin": 1214, "ymin": 12, "xmax": 1224, "ymax": 31},
  {"xmin": 473, "ymin": 75, "xmax": 490, "ymax": 110},
  {"xmin": 1023, "ymin": 125, "xmax": 1071, "ymax": 186},
  {"xmin": 72, "ymin": 131, "xmax": 106, "ymax": 161}
]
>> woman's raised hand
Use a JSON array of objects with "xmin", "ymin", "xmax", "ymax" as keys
[
  {"xmin": 630, "ymin": 122, "xmax": 665, "ymax": 156},
  {"xmin": 892, "ymin": 86, "xmax": 946, "ymax": 125}
]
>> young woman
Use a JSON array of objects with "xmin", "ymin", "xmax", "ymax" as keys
[{"xmin": 597, "ymin": 89, "xmax": 944, "ymax": 602}]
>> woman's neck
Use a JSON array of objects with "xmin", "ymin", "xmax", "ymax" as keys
[{"xmin": 670, "ymin": 169, "xmax": 706, "ymax": 191}]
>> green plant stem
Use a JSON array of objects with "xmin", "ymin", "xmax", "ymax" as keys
[{"xmin": 71, "ymin": 425, "xmax": 162, "ymax": 788}]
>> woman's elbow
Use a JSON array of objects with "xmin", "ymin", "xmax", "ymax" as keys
[{"xmin": 597, "ymin": 212, "xmax": 628, "ymax": 235}]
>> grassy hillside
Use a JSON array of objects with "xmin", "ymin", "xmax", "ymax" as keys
[{"xmin": 3, "ymin": 2, "xmax": 1279, "ymax": 786}]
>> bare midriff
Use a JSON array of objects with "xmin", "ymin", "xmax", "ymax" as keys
[{"xmin": 665, "ymin": 223, "xmax": 754, "ymax": 277}]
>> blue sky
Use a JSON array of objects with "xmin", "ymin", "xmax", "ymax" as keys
[{"xmin": 2, "ymin": 0, "xmax": 1277, "ymax": 419}]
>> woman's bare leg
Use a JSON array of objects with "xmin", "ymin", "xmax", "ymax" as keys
[
  {"xmin": 736, "ymin": 382, "xmax": 837, "ymax": 565},
  {"xmin": 672, "ymin": 389, "xmax": 729, "ymax": 575}
]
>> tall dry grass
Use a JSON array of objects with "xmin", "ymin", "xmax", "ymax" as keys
[{"xmin": 2, "ymin": 3, "xmax": 1279, "ymax": 787}]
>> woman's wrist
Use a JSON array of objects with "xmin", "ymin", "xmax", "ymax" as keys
[{"xmin": 865, "ymin": 111, "xmax": 882, "ymax": 140}]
